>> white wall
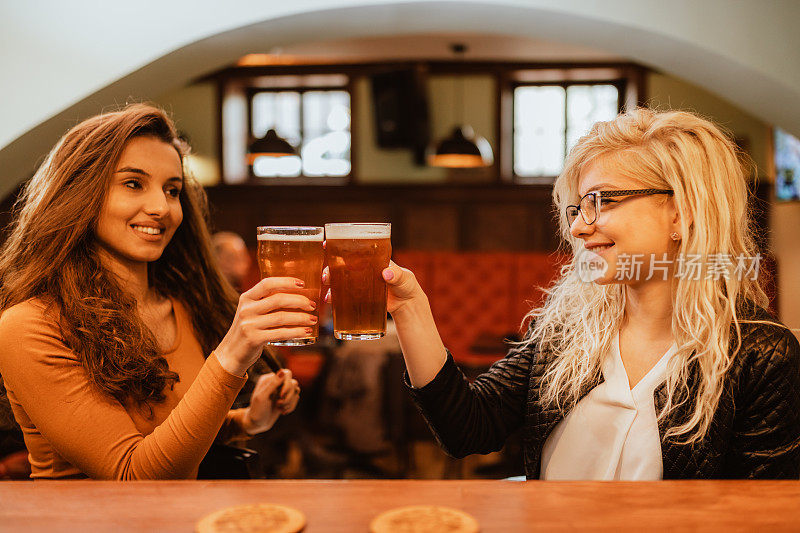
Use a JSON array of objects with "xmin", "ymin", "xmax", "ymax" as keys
[
  {"xmin": 355, "ymin": 76, "xmax": 446, "ymax": 184},
  {"xmin": 772, "ymin": 204, "xmax": 800, "ymax": 337},
  {"xmin": 3, "ymin": 0, "xmax": 800, "ymax": 198},
  {"xmin": 647, "ymin": 72, "xmax": 771, "ymax": 174},
  {"xmin": 356, "ymin": 74, "xmax": 496, "ymax": 184},
  {"xmin": 648, "ymin": 71, "xmax": 800, "ymax": 335},
  {"xmin": 154, "ymin": 83, "xmax": 220, "ymax": 185}
]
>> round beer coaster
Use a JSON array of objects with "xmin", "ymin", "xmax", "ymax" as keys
[
  {"xmin": 370, "ymin": 505, "xmax": 480, "ymax": 533},
  {"xmin": 195, "ymin": 503, "xmax": 306, "ymax": 533}
]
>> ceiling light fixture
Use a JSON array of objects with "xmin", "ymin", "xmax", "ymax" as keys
[
  {"xmin": 246, "ymin": 129, "xmax": 297, "ymax": 164},
  {"xmin": 428, "ymin": 43, "xmax": 493, "ymax": 168}
]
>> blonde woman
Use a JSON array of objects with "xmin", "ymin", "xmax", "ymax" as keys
[{"xmin": 360, "ymin": 108, "xmax": 800, "ymax": 479}]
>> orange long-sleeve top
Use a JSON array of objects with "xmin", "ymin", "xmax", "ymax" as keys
[{"xmin": 0, "ymin": 297, "xmax": 249, "ymax": 479}]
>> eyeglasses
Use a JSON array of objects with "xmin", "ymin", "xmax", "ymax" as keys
[{"xmin": 566, "ymin": 189, "xmax": 674, "ymax": 226}]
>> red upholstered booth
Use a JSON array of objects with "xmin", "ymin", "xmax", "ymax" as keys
[
  {"xmin": 242, "ymin": 249, "xmax": 567, "ymax": 374},
  {"xmin": 392, "ymin": 251, "xmax": 568, "ymax": 366}
]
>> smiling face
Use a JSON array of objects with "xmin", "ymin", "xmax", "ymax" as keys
[
  {"xmin": 570, "ymin": 155, "xmax": 680, "ymax": 286},
  {"xmin": 94, "ymin": 136, "xmax": 184, "ymax": 272}
]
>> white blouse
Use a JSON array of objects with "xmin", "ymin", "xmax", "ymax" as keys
[{"xmin": 540, "ymin": 332, "xmax": 678, "ymax": 480}]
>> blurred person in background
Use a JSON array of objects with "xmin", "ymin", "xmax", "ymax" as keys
[{"xmin": 212, "ymin": 231, "xmax": 253, "ymax": 293}]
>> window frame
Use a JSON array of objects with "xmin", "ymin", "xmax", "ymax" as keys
[
  {"xmin": 210, "ymin": 62, "xmax": 645, "ymax": 188},
  {"xmin": 510, "ymin": 78, "xmax": 626, "ymax": 184},
  {"xmin": 245, "ymin": 85, "xmax": 354, "ymax": 182}
]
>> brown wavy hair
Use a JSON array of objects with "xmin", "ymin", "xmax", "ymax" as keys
[{"xmin": 0, "ymin": 104, "xmax": 239, "ymax": 406}]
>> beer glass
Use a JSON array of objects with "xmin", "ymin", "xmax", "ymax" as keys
[
  {"xmin": 257, "ymin": 226, "xmax": 324, "ymax": 346},
  {"xmin": 324, "ymin": 223, "xmax": 392, "ymax": 340}
]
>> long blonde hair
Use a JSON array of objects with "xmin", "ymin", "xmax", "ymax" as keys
[{"xmin": 525, "ymin": 108, "xmax": 769, "ymax": 443}]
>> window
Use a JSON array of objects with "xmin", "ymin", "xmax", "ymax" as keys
[
  {"xmin": 216, "ymin": 64, "xmax": 641, "ymax": 185},
  {"xmin": 775, "ymin": 127, "xmax": 800, "ymax": 201},
  {"xmin": 250, "ymin": 89, "xmax": 351, "ymax": 178},
  {"xmin": 219, "ymin": 73, "xmax": 351, "ymax": 184},
  {"xmin": 513, "ymin": 82, "xmax": 621, "ymax": 182}
]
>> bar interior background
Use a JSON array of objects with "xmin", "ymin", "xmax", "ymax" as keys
[{"xmin": 1, "ymin": 0, "xmax": 799, "ymax": 480}]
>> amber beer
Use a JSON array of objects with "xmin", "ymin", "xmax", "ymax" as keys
[
  {"xmin": 257, "ymin": 226, "xmax": 324, "ymax": 346},
  {"xmin": 325, "ymin": 223, "xmax": 392, "ymax": 340}
]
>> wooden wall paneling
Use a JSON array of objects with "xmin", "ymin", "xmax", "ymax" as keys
[
  {"xmin": 468, "ymin": 204, "xmax": 530, "ymax": 250},
  {"xmin": 403, "ymin": 204, "xmax": 459, "ymax": 250},
  {"xmin": 527, "ymin": 202, "xmax": 562, "ymax": 251},
  {"xmin": 210, "ymin": 62, "xmax": 647, "ymax": 81},
  {"xmin": 204, "ymin": 184, "xmax": 558, "ymax": 251},
  {"xmin": 497, "ymin": 70, "xmax": 514, "ymax": 182},
  {"xmin": 347, "ymin": 75, "xmax": 359, "ymax": 184},
  {"xmin": 456, "ymin": 202, "xmax": 472, "ymax": 250}
]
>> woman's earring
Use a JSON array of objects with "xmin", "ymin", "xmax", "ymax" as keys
[{"xmin": 670, "ymin": 232, "xmax": 681, "ymax": 241}]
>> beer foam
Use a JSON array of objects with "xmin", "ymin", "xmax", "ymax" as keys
[
  {"xmin": 325, "ymin": 223, "xmax": 391, "ymax": 240},
  {"xmin": 257, "ymin": 232, "xmax": 323, "ymax": 242}
]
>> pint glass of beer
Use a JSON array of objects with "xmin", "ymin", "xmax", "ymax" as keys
[
  {"xmin": 324, "ymin": 223, "xmax": 392, "ymax": 340},
  {"xmin": 257, "ymin": 226, "xmax": 324, "ymax": 346}
]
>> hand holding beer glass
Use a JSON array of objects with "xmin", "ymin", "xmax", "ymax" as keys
[
  {"xmin": 324, "ymin": 223, "xmax": 392, "ymax": 340},
  {"xmin": 257, "ymin": 226, "xmax": 324, "ymax": 346}
]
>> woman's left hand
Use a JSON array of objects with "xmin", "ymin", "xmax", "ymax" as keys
[{"xmin": 242, "ymin": 369, "xmax": 301, "ymax": 435}]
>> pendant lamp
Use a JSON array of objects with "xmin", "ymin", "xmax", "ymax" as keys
[
  {"xmin": 246, "ymin": 129, "xmax": 297, "ymax": 165},
  {"xmin": 428, "ymin": 44, "xmax": 493, "ymax": 168}
]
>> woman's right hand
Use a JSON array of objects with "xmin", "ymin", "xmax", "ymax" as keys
[
  {"xmin": 324, "ymin": 260, "xmax": 446, "ymax": 387},
  {"xmin": 382, "ymin": 260, "xmax": 448, "ymax": 387},
  {"xmin": 321, "ymin": 260, "xmax": 426, "ymax": 315},
  {"xmin": 381, "ymin": 261, "xmax": 426, "ymax": 315},
  {"xmin": 214, "ymin": 277, "xmax": 317, "ymax": 377}
]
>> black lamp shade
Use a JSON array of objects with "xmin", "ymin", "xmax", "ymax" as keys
[
  {"xmin": 428, "ymin": 125, "xmax": 493, "ymax": 168},
  {"xmin": 247, "ymin": 129, "xmax": 297, "ymax": 164}
]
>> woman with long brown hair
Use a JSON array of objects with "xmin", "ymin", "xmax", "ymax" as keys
[{"xmin": 0, "ymin": 104, "xmax": 312, "ymax": 479}]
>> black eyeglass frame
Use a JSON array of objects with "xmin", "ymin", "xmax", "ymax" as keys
[{"xmin": 566, "ymin": 189, "xmax": 674, "ymax": 225}]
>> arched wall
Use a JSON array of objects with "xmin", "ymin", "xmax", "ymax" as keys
[{"xmin": 2, "ymin": 0, "xmax": 799, "ymax": 198}]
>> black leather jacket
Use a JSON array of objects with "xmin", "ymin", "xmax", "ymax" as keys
[{"xmin": 407, "ymin": 310, "xmax": 800, "ymax": 479}]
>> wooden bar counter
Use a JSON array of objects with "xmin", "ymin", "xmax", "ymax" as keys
[{"xmin": 1, "ymin": 480, "xmax": 799, "ymax": 531}]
